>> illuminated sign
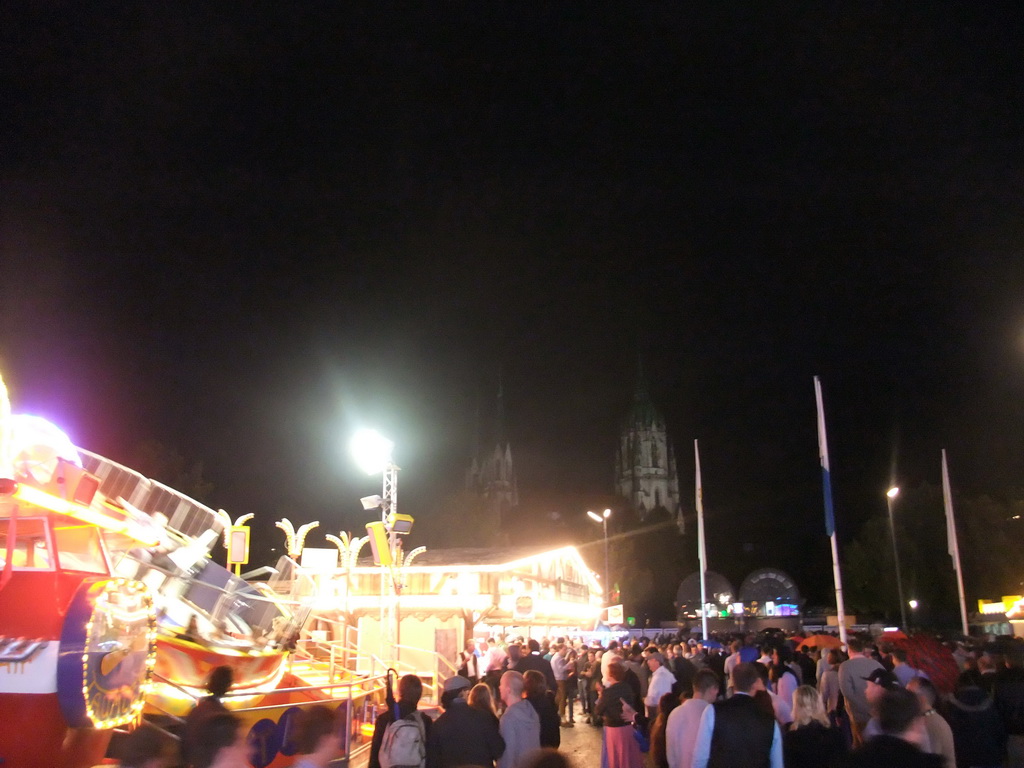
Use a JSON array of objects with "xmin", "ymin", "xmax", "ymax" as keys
[
  {"xmin": 607, "ymin": 604, "xmax": 624, "ymax": 624},
  {"xmin": 228, "ymin": 526, "xmax": 250, "ymax": 565},
  {"xmin": 978, "ymin": 597, "xmax": 1022, "ymax": 616},
  {"xmin": 514, "ymin": 595, "xmax": 535, "ymax": 620}
]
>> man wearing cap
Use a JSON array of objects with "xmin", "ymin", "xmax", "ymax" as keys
[
  {"xmin": 862, "ymin": 668, "xmax": 932, "ymax": 750},
  {"xmin": 845, "ymin": 688, "xmax": 943, "ymax": 767},
  {"xmin": 839, "ymin": 636, "xmax": 885, "ymax": 747},
  {"xmin": 645, "ymin": 652, "xmax": 676, "ymax": 722},
  {"xmin": 427, "ymin": 675, "xmax": 505, "ymax": 768}
]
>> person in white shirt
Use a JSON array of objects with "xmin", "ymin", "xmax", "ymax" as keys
[
  {"xmin": 645, "ymin": 653, "xmax": 677, "ymax": 721},
  {"xmin": 667, "ymin": 669, "xmax": 720, "ymax": 768},
  {"xmin": 771, "ymin": 646, "xmax": 800, "ymax": 726},
  {"xmin": 550, "ymin": 643, "xmax": 571, "ymax": 725},
  {"xmin": 601, "ymin": 640, "xmax": 622, "ymax": 687}
]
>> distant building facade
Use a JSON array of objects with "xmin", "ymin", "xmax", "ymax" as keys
[
  {"xmin": 615, "ymin": 370, "xmax": 683, "ymax": 531},
  {"xmin": 675, "ymin": 567, "xmax": 804, "ymax": 632}
]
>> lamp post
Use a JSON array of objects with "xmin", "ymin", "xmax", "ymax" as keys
[
  {"xmin": 587, "ymin": 508, "xmax": 612, "ymax": 603},
  {"xmin": 886, "ymin": 486, "xmax": 909, "ymax": 630},
  {"xmin": 351, "ymin": 429, "xmax": 402, "ymax": 663}
]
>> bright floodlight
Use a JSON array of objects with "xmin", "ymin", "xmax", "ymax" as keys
[
  {"xmin": 602, "ymin": 508, "xmax": 612, "ymax": 519},
  {"xmin": 587, "ymin": 510, "xmax": 603, "ymax": 523},
  {"xmin": 350, "ymin": 429, "xmax": 394, "ymax": 475},
  {"xmin": 886, "ymin": 486, "xmax": 900, "ymax": 498},
  {"xmin": 908, "ymin": 599, "xmax": 919, "ymax": 609}
]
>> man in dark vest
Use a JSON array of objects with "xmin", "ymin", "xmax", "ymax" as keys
[{"xmin": 691, "ymin": 662, "xmax": 782, "ymax": 768}]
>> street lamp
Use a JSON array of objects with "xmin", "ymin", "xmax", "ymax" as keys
[
  {"xmin": 350, "ymin": 429, "xmax": 405, "ymax": 663},
  {"xmin": 885, "ymin": 486, "xmax": 909, "ymax": 631},
  {"xmin": 587, "ymin": 508, "xmax": 612, "ymax": 603}
]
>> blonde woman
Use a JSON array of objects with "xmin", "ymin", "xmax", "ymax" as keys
[
  {"xmin": 782, "ymin": 685, "xmax": 846, "ymax": 768},
  {"xmin": 468, "ymin": 682, "xmax": 500, "ymax": 727}
]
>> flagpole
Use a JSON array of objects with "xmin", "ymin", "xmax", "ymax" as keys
[
  {"xmin": 814, "ymin": 377, "xmax": 848, "ymax": 648},
  {"xmin": 942, "ymin": 449, "xmax": 969, "ymax": 636},
  {"xmin": 695, "ymin": 439, "xmax": 709, "ymax": 642}
]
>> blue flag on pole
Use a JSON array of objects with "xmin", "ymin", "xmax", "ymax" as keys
[{"xmin": 814, "ymin": 376, "xmax": 836, "ymax": 537}]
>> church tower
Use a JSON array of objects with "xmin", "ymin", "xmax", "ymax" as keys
[
  {"xmin": 615, "ymin": 364, "xmax": 683, "ymax": 531},
  {"xmin": 466, "ymin": 378, "xmax": 519, "ymax": 520}
]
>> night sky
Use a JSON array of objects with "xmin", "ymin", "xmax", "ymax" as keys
[{"xmin": 3, "ymin": 4, "xmax": 1023, "ymax": 603}]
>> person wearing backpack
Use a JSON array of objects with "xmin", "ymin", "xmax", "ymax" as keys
[{"xmin": 370, "ymin": 674, "xmax": 431, "ymax": 768}]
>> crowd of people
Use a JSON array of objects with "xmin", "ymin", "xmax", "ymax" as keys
[
  {"xmin": 98, "ymin": 630, "xmax": 1024, "ymax": 768},
  {"xmin": 420, "ymin": 630, "xmax": 1024, "ymax": 768}
]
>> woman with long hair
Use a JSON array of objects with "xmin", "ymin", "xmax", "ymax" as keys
[
  {"xmin": 524, "ymin": 668, "xmax": 561, "ymax": 749},
  {"xmin": 782, "ymin": 685, "xmax": 845, "ymax": 768},
  {"xmin": 468, "ymin": 682, "xmax": 500, "ymax": 726},
  {"xmin": 593, "ymin": 660, "xmax": 643, "ymax": 768},
  {"xmin": 648, "ymin": 691, "xmax": 680, "ymax": 768},
  {"xmin": 770, "ymin": 645, "xmax": 800, "ymax": 726}
]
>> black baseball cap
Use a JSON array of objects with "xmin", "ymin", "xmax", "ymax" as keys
[{"xmin": 863, "ymin": 668, "xmax": 900, "ymax": 690}]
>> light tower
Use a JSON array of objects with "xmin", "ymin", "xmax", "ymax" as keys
[{"xmin": 351, "ymin": 429, "xmax": 412, "ymax": 663}]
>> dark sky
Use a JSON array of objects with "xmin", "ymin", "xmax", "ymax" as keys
[{"xmin": 2, "ymin": 4, "xmax": 1024, "ymax": 599}]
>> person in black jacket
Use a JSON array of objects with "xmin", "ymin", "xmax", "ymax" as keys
[
  {"xmin": 524, "ymin": 669, "xmax": 561, "ymax": 749},
  {"xmin": 517, "ymin": 638, "xmax": 557, "ymax": 692},
  {"xmin": 995, "ymin": 651, "xmax": 1024, "ymax": 768},
  {"xmin": 843, "ymin": 688, "xmax": 942, "ymax": 768},
  {"xmin": 947, "ymin": 671, "xmax": 1004, "ymax": 768},
  {"xmin": 369, "ymin": 674, "xmax": 432, "ymax": 768},
  {"xmin": 427, "ymin": 675, "xmax": 505, "ymax": 768},
  {"xmin": 594, "ymin": 660, "xmax": 644, "ymax": 768},
  {"xmin": 783, "ymin": 685, "xmax": 846, "ymax": 768}
]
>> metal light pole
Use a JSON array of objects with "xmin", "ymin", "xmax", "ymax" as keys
[
  {"xmin": 381, "ymin": 460, "xmax": 400, "ymax": 659},
  {"xmin": 587, "ymin": 508, "xmax": 612, "ymax": 602},
  {"xmin": 352, "ymin": 429, "xmax": 400, "ymax": 663},
  {"xmin": 886, "ymin": 486, "xmax": 909, "ymax": 630}
]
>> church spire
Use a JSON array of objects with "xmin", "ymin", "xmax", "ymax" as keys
[
  {"xmin": 495, "ymin": 365, "xmax": 506, "ymax": 447},
  {"xmin": 470, "ymin": 398, "xmax": 481, "ymax": 460},
  {"xmin": 635, "ymin": 351, "xmax": 649, "ymax": 400}
]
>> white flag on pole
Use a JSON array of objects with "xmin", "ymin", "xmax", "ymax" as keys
[{"xmin": 942, "ymin": 449, "xmax": 957, "ymax": 562}]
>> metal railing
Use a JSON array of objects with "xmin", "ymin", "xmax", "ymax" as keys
[{"xmin": 144, "ymin": 668, "xmax": 388, "ymax": 766}]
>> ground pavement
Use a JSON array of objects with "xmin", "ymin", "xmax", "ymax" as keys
[
  {"xmin": 348, "ymin": 701, "xmax": 610, "ymax": 768},
  {"xmin": 557, "ymin": 713, "xmax": 605, "ymax": 767}
]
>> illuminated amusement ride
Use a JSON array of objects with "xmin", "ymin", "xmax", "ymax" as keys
[{"xmin": 0, "ymin": 375, "xmax": 324, "ymax": 768}]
